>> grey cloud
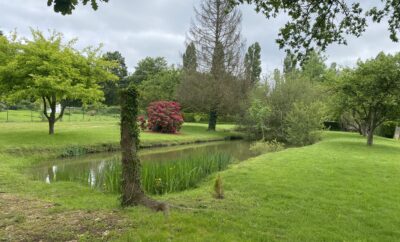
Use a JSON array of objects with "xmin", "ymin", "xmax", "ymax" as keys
[{"xmin": 1, "ymin": 0, "xmax": 399, "ymax": 74}]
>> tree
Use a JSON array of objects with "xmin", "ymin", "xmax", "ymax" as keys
[
  {"xmin": 244, "ymin": 42, "xmax": 262, "ymax": 87},
  {"xmin": 182, "ymin": 0, "xmax": 245, "ymax": 131},
  {"xmin": 47, "ymin": 0, "xmax": 109, "ymax": 15},
  {"xmin": 283, "ymin": 52, "xmax": 297, "ymax": 75},
  {"xmin": 334, "ymin": 52, "xmax": 400, "ymax": 146},
  {"xmin": 101, "ymin": 51, "xmax": 128, "ymax": 106},
  {"xmin": 139, "ymin": 68, "xmax": 181, "ymax": 109},
  {"xmin": 300, "ymin": 51, "xmax": 327, "ymax": 83},
  {"xmin": 229, "ymin": 1, "xmax": 400, "ymax": 61},
  {"xmin": 0, "ymin": 30, "xmax": 117, "ymax": 134},
  {"xmin": 182, "ymin": 42, "xmax": 198, "ymax": 72},
  {"xmin": 128, "ymin": 57, "xmax": 168, "ymax": 85},
  {"xmin": 248, "ymin": 99, "xmax": 270, "ymax": 141}
]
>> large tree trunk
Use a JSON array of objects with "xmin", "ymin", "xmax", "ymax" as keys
[
  {"xmin": 208, "ymin": 109, "xmax": 218, "ymax": 131},
  {"xmin": 366, "ymin": 113, "xmax": 375, "ymax": 146},
  {"xmin": 48, "ymin": 119, "xmax": 55, "ymax": 135},
  {"xmin": 120, "ymin": 85, "xmax": 168, "ymax": 213},
  {"xmin": 367, "ymin": 130, "xmax": 374, "ymax": 146}
]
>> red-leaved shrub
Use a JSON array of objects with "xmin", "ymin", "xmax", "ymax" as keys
[{"xmin": 147, "ymin": 101, "xmax": 184, "ymax": 133}]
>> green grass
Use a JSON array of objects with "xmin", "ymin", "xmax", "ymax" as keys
[
  {"xmin": 0, "ymin": 121, "xmax": 237, "ymax": 152},
  {"xmin": 1, "ymin": 127, "xmax": 400, "ymax": 241},
  {"xmin": 0, "ymin": 109, "xmax": 119, "ymax": 122}
]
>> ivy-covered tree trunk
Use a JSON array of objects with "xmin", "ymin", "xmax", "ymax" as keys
[
  {"xmin": 119, "ymin": 85, "xmax": 168, "ymax": 213},
  {"xmin": 120, "ymin": 85, "xmax": 144, "ymax": 206}
]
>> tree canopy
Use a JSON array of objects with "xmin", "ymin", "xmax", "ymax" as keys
[
  {"xmin": 127, "ymin": 57, "xmax": 168, "ymax": 85},
  {"xmin": 229, "ymin": 0, "xmax": 400, "ymax": 60},
  {"xmin": 334, "ymin": 52, "xmax": 400, "ymax": 145},
  {"xmin": 244, "ymin": 42, "xmax": 262, "ymax": 87},
  {"xmin": 0, "ymin": 30, "xmax": 118, "ymax": 134},
  {"xmin": 101, "ymin": 51, "xmax": 128, "ymax": 106}
]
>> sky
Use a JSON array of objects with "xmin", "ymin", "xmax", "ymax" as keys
[{"xmin": 1, "ymin": 0, "xmax": 399, "ymax": 75}]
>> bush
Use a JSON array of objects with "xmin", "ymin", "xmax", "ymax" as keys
[
  {"xmin": 285, "ymin": 102, "xmax": 325, "ymax": 146},
  {"xmin": 147, "ymin": 101, "xmax": 184, "ymax": 133},
  {"xmin": 250, "ymin": 139, "xmax": 284, "ymax": 154},
  {"xmin": 183, "ymin": 112, "xmax": 207, "ymax": 123},
  {"xmin": 376, "ymin": 121, "xmax": 398, "ymax": 138}
]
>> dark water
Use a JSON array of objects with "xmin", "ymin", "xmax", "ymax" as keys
[{"xmin": 30, "ymin": 141, "xmax": 257, "ymax": 186}]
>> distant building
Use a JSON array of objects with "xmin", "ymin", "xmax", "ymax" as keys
[{"xmin": 47, "ymin": 104, "xmax": 62, "ymax": 114}]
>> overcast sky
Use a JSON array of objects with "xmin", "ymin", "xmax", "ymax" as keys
[{"xmin": 1, "ymin": 0, "xmax": 399, "ymax": 75}]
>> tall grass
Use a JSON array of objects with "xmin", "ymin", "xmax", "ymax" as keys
[{"xmin": 95, "ymin": 152, "xmax": 233, "ymax": 194}]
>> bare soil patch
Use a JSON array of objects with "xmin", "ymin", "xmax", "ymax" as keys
[{"xmin": 0, "ymin": 194, "xmax": 131, "ymax": 241}]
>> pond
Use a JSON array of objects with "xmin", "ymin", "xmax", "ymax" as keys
[{"xmin": 30, "ymin": 141, "xmax": 258, "ymax": 193}]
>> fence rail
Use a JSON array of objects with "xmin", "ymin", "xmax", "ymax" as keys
[{"xmin": 0, "ymin": 108, "xmax": 120, "ymax": 122}]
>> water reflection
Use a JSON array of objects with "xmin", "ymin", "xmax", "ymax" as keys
[{"xmin": 32, "ymin": 141, "xmax": 257, "ymax": 186}]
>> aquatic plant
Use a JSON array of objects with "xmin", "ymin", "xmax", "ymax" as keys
[{"xmin": 96, "ymin": 152, "xmax": 232, "ymax": 194}]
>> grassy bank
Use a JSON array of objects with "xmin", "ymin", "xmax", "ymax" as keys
[{"xmin": 1, "ymin": 129, "xmax": 400, "ymax": 241}]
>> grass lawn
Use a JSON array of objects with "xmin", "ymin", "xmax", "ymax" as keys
[
  {"xmin": 1, "ymin": 127, "xmax": 400, "ymax": 241},
  {"xmin": 0, "ymin": 121, "xmax": 237, "ymax": 151}
]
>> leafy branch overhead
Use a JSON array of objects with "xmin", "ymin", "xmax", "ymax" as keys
[
  {"xmin": 47, "ymin": 0, "xmax": 109, "ymax": 15},
  {"xmin": 228, "ymin": 0, "xmax": 400, "ymax": 60}
]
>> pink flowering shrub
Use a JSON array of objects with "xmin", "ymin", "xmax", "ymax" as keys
[{"xmin": 146, "ymin": 101, "xmax": 184, "ymax": 133}]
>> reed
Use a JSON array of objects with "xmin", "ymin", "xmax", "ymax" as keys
[{"xmin": 96, "ymin": 152, "xmax": 233, "ymax": 194}]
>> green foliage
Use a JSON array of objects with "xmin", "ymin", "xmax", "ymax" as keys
[
  {"xmin": 283, "ymin": 52, "xmax": 297, "ymax": 74},
  {"xmin": 285, "ymin": 102, "xmax": 326, "ymax": 146},
  {"xmin": 98, "ymin": 153, "xmax": 233, "ymax": 195},
  {"xmin": 138, "ymin": 68, "xmax": 181, "ymax": 109},
  {"xmin": 248, "ymin": 99, "xmax": 270, "ymax": 140},
  {"xmin": 334, "ymin": 52, "xmax": 400, "ymax": 145},
  {"xmin": 47, "ymin": 0, "xmax": 109, "ymax": 15},
  {"xmin": 100, "ymin": 51, "xmax": 128, "ymax": 106},
  {"xmin": 183, "ymin": 42, "xmax": 197, "ymax": 72},
  {"xmin": 229, "ymin": 0, "xmax": 368, "ymax": 60},
  {"xmin": 244, "ymin": 42, "xmax": 262, "ymax": 87},
  {"xmin": 249, "ymin": 139, "xmax": 284, "ymax": 154},
  {"xmin": 120, "ymin": 84, "xmax": 140, "ymax": 150},
  {"xmin": 376, "ymin": 121, "xmax": 399, "ymax": 138},
  {"xmin": 0, "ymin": 30, "xmax": 118, "ymax": 134},
  {"xmin": 128, "ymin": 57, "xmax": 168, "ymax": 85},
  {"xmin": 300, "ymin": 51, "xmax": 327, "ymax": 82}
]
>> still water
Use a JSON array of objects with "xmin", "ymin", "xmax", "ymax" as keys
[{"xmin": 31, "ymin": 141, "xmax": 257, "ymax": 186}]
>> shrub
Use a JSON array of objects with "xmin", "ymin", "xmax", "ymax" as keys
[
  {"xmin": 183, "ymin": 112, "xmax": 207, "ymax": 123},
  {"xmin": 147, "ymin": 101, "xmax": 184, "ymax": 133},
  {"xmin": 376, "ymin": 121, "xmax": 398, "ymax": 138},
  {"xmin": 285, "ymin": 102, "xmax": 326, "ymax": 146},
  {"xmin": 137, "ymin": 115, "xmax": 147, "ymax": 131},
  {"xmin": 249, "ymin": 139, "xmax": 284, "ymax": 154}
]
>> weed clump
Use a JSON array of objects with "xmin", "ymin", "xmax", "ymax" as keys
[{"xmin": 214, "ymin": 174, "xmax": 224, "ymax": 199}]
